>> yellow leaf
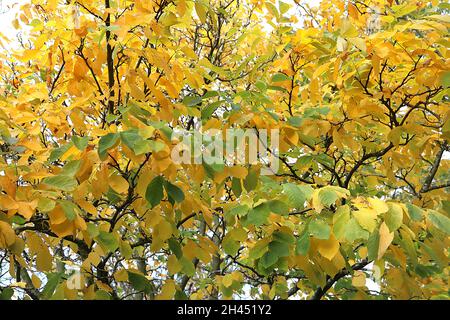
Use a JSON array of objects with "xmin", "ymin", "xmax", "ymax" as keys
[
  {"xmin": 427, "ymin": 14, "xmax": 450, "ymax": 23},
  {"xmin": 167, "ymin": 255, "xmax": 182, "ymax": 275},
  {"xmin": 378, "ymin": 222, "xmax": 394, "ymax": 260},
  {"xmin": 352, "ymin": 270, "xmax": 366, "ymax": 287},
  {"xmin": 77, "ymin": 200, "xmax": 98, "ymax": 215},
  {"xmin": 368, "ymin": 198, "xmax": 389, "ymax": 214},
  {"xmin": 17, "ymin": 201, "xmax": 36, "ymax": 220},
  {"xmin": 48, "ymin": 206, "xmax": 67, "ymax": 225},
  {"xmin": 0, "ymin": 221, "xmax": 16, "ymax": 248},
  {"xmin": 36, "ymin": 247, "xmax": 53, "ymax": 272},
  {"xmin": 109, "ymin": 175, "xmax": 129, "ymax": 194},
  {"xmin": 12, "ymin": 282, "xmax": 27, "ymax": 289},
  {"xmin": 222, "ymin": 274, "xmax": 233, "ymax": 287},
  {"xmin": 51, "ymin": 220, "xmax": 75, "ymax": 238},
  {"xmin": 0, "ymin": 195, "xmax": 19, "ymax": 211},
  {"xmin": 156, "ymin": 279, "xmax": 176, "ymax": 300},
  {"xmin": 353, "ymin": 208, "xmax": 378, "ymax": 232},
  {"xmin": 114, "ymin": 269, "xmax": 129, "ymax": 282},
  {"xmin": 195, "ymin": 3, "xmax": 207, "ymax": 24},
  {"xmin": 348, "ymin": 37, "xmax": 366, "ymax": 52},
  {"xmin": 315, "ymin": 234, "xmax": 339, "ymax": 260},
  {"xmin": 32, "ymin": 274, "xmax": 42, "ymax": 288},
  {"xmin": 154, "ymin": 220, "xmax": 172, "ymax": 241},
  {"xmin": 284, "ymin": 128, "xmax": 299, "ymax": 146},
  {"xmin": 228, "ymin": 166, "xmax": 247, "ymax": 179}
]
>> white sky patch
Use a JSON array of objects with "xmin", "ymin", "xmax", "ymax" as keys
[
  {"xmin": 0, "ymin": 0, "xmax": 24, "ymax": 39},
  {"xmin": 0, "ymin": 0, "xmax": 320, "ymax": 39}
]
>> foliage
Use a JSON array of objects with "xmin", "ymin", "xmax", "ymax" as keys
[{"xmin": 0, "ymin": 0, "xmax": 449, "ymax": 300}]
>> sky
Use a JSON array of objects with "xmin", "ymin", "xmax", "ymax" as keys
[
  {"xmin": 0, "ymin": 0, "xmax": 321, "ymax": 40},
  {"xmin": 0, "ymin": 0, "xmax": 23, "ymax": 39}
]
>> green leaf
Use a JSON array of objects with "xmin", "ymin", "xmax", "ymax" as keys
[
  {"xmin": 246, "ymin": 203, "xmax": 270, "ymax": 227},
  {"xmin": 318, "ymin": 188, "xmax": 339, "ymax": 207},
  {"xmin": 145, "ymin": 176, "xmax": 165, "ymax": 208},
  {"xmin": 57, "ymin": 200, "xmax": 78, "ymax": 221},
  {"xmin": 406, "ymin": 203, "xmax": 423, "ymax": 221},
  {"xmin": 344, "ymin": 218, "xmax": 369, "ymax": 242},
  {"xmin": 367, "ymin": 230, "xmax": 380, "ymax": 261},
  {"xmin": 249, "ymin": 240, "xmax": 269, "ymax": 260},
  {"xmin": 11, "ymin": 215, "xmax": 27, "ymax": 225},
  {"xmin": 225, "ymin": 204, "xmax": 249, "ymax": 219},
  {"xmin": 164, "ymin": 181, "xmax": 185, "ymax": 204},
  {"xmin": 87, "ymin": 223, "xmax": 99, "ymax": 238},
  {"xmin": 49, "ymin": 142, "xmax": 73, "ymax": 162},
  {"xmin": 119, "ymin": 241, "xmax": 133, "ymax": 259},
  {"xmin": 268, "ymin": 240, "xmax": 290, "ymax": 257},
  {"xmin": 202, "ymin": 100, "xmax": 223, "ymax": 120},
  {"xmin": 272, "ymin": 231, "xmax": 295, "ymax": 244},
  {"xmin": 309, "ymin": 219, "xmax": 331, "ymax": 239},
  {"xmin": 72, "ymin": 136, "xmax": 89, "ymax": 151},
  {"xmin": 96, "ymin": 231, "xmax": 119, "ymax": 253},
  {"xmin": 183, "ymin": 95, "xmax": 202, "ymax": 107},
  {"xmin": 243, "ymin": 168, "xmax": 259, "ymax": 192},
  {"xmin": 127, "ymin": 271, "xmax": 154, "ymax": 294},
  {"xmin": 148, "ymin": 140, "xmax": 165, "ymax": 153},
  {"xmin": 95, "ymin": 290, "xmax": 112, "ymax": 300},
  {"xmin": 98, "ymin": 133, "xmax": 120, "ymax": 160},
  {"xmin": 295, "ymin": 230, "xmax": 310, "ymax": 255},
  {"xmin": 168, "ymin": 238, "xmax": 183, "ymax": 259},
  {"xmin": 268, "ymin": 200, "xmax": 288, "ymax": 215},
  {"xmin": 41, "ymin": 273, "xmax": 62, "ymax": 299},
  {"xmin": 385, "ymin": 203, "xmax": 403, "ymax": 232},
  {"xmin": 223, "ymin": 236, "xmax": 240, "ymax": 256},
  {"xmin": 60, "ymin": 160, "xmax": 81, "ymax": 176},
  {"xmin": 333, "ymin": 205, "xmax": 350, "ymax": 240},
  {"xmin": 231, "ymin": 177, "xmax": 242, "ymax": 197},
  {"xmin": 260, "ymin": 250, "xmax": 278, "ymax": 268},
  {"xmin": 288, "ymin": 116, "xmax": 303, "ymax": 127},
  {"xmin": 37, "ymin": 198, "xmax": 56, "ymax": 213},
  {"xmin": 180, "ymin": 257, "xmax": 195, "ymax": 276},
  {"xmin": 283, "ymin": 183, "xmax": 306, "ymax": 208},
  {"xmin": 298, "ymin": 185, "xmax": 314, "ymax": 201},
  {"xmin": 0, "ymin": 288, "xmax": 13, "ymax": 300},
  {"xmin": 441, "ymin": 71, "xmax": 450, "ymax": 88},
  {"xmin": 43, "ymin": 175, "xmax": 78, "ymax": 192},
  {"xmin": 428, "ymin": 210, "xmax": 450, "ymax": 234},
  {"xmin": 120, "ymin": 129, "xmax": 141, "ymax": 150},
  {"xmin": 271, "ymin": 73, "xmax": 289, "ymax": 82},
  {"xmin": 279, "ymin": 1, "xmax": 290, "ymax": 14}
]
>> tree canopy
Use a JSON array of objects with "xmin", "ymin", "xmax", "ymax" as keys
[{"xmin": 0, "ymin": 0, "xmax": 449, "ymax": 300}]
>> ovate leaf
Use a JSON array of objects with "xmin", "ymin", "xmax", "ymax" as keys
[
  {"xmin": 385, "ymin": 203, "xmax": 403, "ymax": 232},
  {"xmin": 309, "ymin": 219, "xmax": 331, "ymax": 239},
  {"xmin": 164, "ymin": 181, "xmax": 185, "ymax": 204},
  {"xmin": 295, "ymin": 230, "xmax": 310, "ymax": 255},
  {"xmin": 428, "ymin": 210, "xmax": 450, "ymax": 234},
  {"xmin": 145, "ymin": 176, "xmax": 164, "ymax": 208},
  {"xmin": 98, "ymin": 133, "xmax": 120, "ymax": 160},
  {"xmin": 96, "ymin": 231, "xmax": 119, "ymax": 253},
  {"xmin": 43, "ymin": 175, "xmax": 78, "ymax": 192}
]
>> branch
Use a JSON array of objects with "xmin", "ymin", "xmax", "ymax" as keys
[
  {"xmin": 75, "ymin": 1, "xmax": 105, "ymax": 21},
  {"xmin": 48, "ymin": 46, "xmax": 65, "ymax": 95},
  {"xmin": 423, "ymin": 182, "xmax": 450, "ymax": 193},
  {"xmin": 344, "ymin": 143, "xmax": 394, "ymax": 188},
  {"xmin": 311, "ymin": 259, "xmax": 370, "ymax": 300},
  {"xmin": 105, "ymin": 0, "xmax": 115, "ymax": 115},
  {"xmin": 177, "ymin": 213, "xmax": 196, "ymax": 228},
  {"xmin": 420, "ymin": 141, "xmax": 447, "ymax": 193}
]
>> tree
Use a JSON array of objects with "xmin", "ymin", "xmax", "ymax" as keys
[{"xmin": 0, "ymin": 0, "xmax": 448, "ymax": 300}]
